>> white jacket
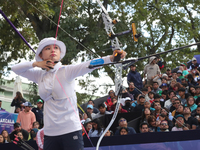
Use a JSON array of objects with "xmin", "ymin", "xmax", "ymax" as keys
[{"xmin": 12, "ymin": 56, "xmax": 112, "ymax": 136}]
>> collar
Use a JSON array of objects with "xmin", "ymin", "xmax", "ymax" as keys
[{"xmin": 47, "ymin": 62, "xmax": 62, "ymax": 73}]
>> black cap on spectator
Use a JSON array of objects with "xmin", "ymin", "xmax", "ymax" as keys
[
  {"xmin": 178, "ymin": 87, "xmax": 185, "ymax": 92},
  {"xmin": 139, "ymin": 95, "xmax": 145, "ymax": 99},
  {"xmin": 14, "ymin": 122, "xmax": 20, "ymax": 128}
]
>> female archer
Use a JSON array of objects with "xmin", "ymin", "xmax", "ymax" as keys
[{"xmin": 12, "ymin": 37, "xmax": 126, "ymax": 150}]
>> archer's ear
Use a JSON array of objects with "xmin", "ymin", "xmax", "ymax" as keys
[{"xmin": 39, "ymin": 53, "xmax": 43, "ymax": 59}]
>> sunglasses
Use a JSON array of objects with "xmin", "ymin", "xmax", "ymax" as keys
[{"xmin": 161, "ymin": 123, "xmax": 168, "ymax": 126}]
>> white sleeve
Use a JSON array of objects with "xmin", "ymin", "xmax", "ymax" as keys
[
  {"xmin": 11, "ymin": 62, "xmax": 41, "ymax": 83},
  {"xmin": 65, "ymin": 56, "xmax": 112, "ymax": 82}
]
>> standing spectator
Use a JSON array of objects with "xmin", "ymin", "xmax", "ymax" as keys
[
  {"xmin": 115, "ymin": 118, "xmax": 136, "ymax": 135},
  {"xmin": 127, "ymin": 64, "xmax": 143, "ymax": 90},
  {"xmin": 172, "ymin": 115, "xmax": 188, "ymax": 131},
  {"xmin": 1, "ymin": 130, "xmax": 11, "ymax": 143},
  {"xmin": 10, "ymin": 123, "xmax": 29, "ymax": 141},
  {"xmin": 11, "ymin": 91, "xmax": 26, "ymax": 111},
  {"xmin": 188, "ymin": 57, "xmax": 200, "ymax": 71},
  {"xmin": 127, "ymin": 82, "xmax": 141, "ymax": 100},
  {"xmin": 93, "ymin": 103, "xmax": 111, "ymax": 119},
  {"xmin": 140, "ymin": 122, "xmax": 149, "ymax": 133},
  {"xmin": 88, "ymin": 118, "xmax": 104, "ymax": 137},
  {"xmin": 87, "ymin": 100, "xmax": 99, "ymax": 114},
  {"xmin": 143, "ymin": 56, "xmax": 161, "ymax": 85},
  {"xmin": 164, "ymin": 91, "xmax": 176, "ymax": 110},
  {"xmin": 16, "ymin": 102, "xmax": 36, "ymax": 132},
  {"xmin": 32, "ymin": 99, "xmax": 44, "ymax": 129},
  {"xmin": 0, "ymin": 100, "xmax": 5, "ymax": 111}
]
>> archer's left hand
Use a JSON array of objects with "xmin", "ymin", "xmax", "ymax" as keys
[{"xmin": 110, "ymin": 50, "xmax": 127, "ymax": 62}]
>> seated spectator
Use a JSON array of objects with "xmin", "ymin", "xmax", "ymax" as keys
[
  {"xmin": 194, "ymin": 86, "xmax": 200, "ymax": 99},
  {"xmin": 119, "ymin": 127, "xmax": 129, "ymax": 135},
  {"xmin": 88, "ymin": 119, "xmax": 104, "ymax": 137},
  {"xmin": 131, "ymin": 93, "xmax": 141, "ymax": 107},
  {"xmin": 188, "ymin": 86, "xmax": 196, "ymax": 96},
  {"xmin": 178, "ymin": 87, "xmax": 190, "ymax": 105},
  {"xmin": 122, "ymin": 98, "xmax": 134, "ymax": 112},
  {"xmin": 161, "ymin": 90, "xmax": 169, "ymax": 103},
  {"xmin": 16, "ymin": 102, "xmax": 36, "ymax": 132},
  {"xmin": 169, "ymin": 96, "xmax": 179, "ymax": 112},
  {"xmin": 1, "ymin": 130, "xmax": 11, "ymax": 143},
  {"xmin": 112, "ymin": 103, "xmax": 128, "ymax": 113},
  {"xmin": 185, "ymin": 96, "xmax": 197, "ymax": 112},
  {"xmin": 127, "ymin": 64, "xmax": 143, "ymax": 90},
  {"xmin": 183, "ymin": 106, "xmax": 198, "ymax": 130},
  {"xmin": 87, "ymin": 100, "xmax": 99, "ymax": 114},
  {"xmin": 164, "ymin": 91, "xmax": 176, "ymax": 110},
  {"xmin": 158, "ymin": 114, "xmax": 173, "ymax": 131},
  {"xmin": 145, "ymin": 84, "xmax": 153, "ymax": 93},
  {"xmin": 154, "ymin": 94, "xmax": 164, "ymax": 108},
  {"xmin": 0, "ymin": 135, "xmax": 4, "ymax": 144},
  {"xmin": 144, "ymin": 101, "xmax": 155, "ymax": 111},
  {"xmin": 161, "ymin": 107, "xmax": 173, "ymax": 121},
  {"xmin": 86, "ymin": 104, "xmax": 96, "ymax": 119},
  {"xmin": 32, "ymin": 121, "xmax": 40, "ymax": 129},
  {"xmin": 180, "ymin": 63, "xmax": 189, "ymax": 77},
  {"xmin": 93, "ymin": 103, "xmax": 112, "ymax": 119},
  {"xmin": 192, "ymin": 105, "xmax": 200, "ymax": 128},
  {"xmin": 168, "ymin": 79, "xmax": 177, "ymax": 91},
  {"xmin": 17, "ymin": 131, "xmax": 24, "ymax": 140},
  {"xmin": 174, "ymin": 82, "xmax": 182, "ymax": 95},
  {"xmin": 133, "ymin": 95, "xmax": 145, "ymax": 115},
  {"xmin": 127, "ymin": 82, "xmax": 141, "ymax": 100},
  {"xmin": 104, "ymin": 130, "xmax": 113, "ymax": 137},
  {"xmin": 32, "ymin": 99, "xmax": 44, "ymax": 129},
  {"xmin": 152, "ymin": 82, "xmax": 162, "ymax": 95},
  {"xmin": 11, "ymin": 91, "xmax": 26, "ymax": 111},
  {"xmin": 165, "ymin": 68, "xmax": 172, "ymax": 80},
  {"xmin": 197, "ymin": 77, "xmax": 200, "ymax": 86},
  {"xmin": 83, "ymin": 118, "xmax": 92, "ymax": 136},
  {"xmin": 177, "ymin": 70, "xmax": 184, "ymax": 79},
  {"xmin": 140, "ymin": 108, "xmax": 152, "ymax": 123},
  {"xmin": 147, "ymin": 115, "xmax": 159, "ymax": 132},
  {"xmin": 181, "ymin": 78, "xmax": 187, "ymax": 84},
  {"xmin": 153, "ymin": 102, "xmax": 162, "ymax": 119},
  {"xmin": 172, "ymin": 114, "xmax": 188, "ymax": 131},
  {"xmin": 141, "ymin": 88, "xmax": 150, "ymax": 102},
  {"xmin": 115, "ymin": 118, "xmax": 136, "ymax": 135},
  {"xmin": 110, "ymin": 97, "xmax": 118, "ymax": 111},
  {"xmin": 140, "ymin": 122, "xmax": 149, "ymax": 133},
  {"xmin": 10, "ymin": 123, "xmax": 29, "ymax": 141},
  {"xmin": 171, "ymin": 99, "xmax": 182, "ymax": 117},
  {"xmin": 159, "ymin": 120, "xmax": 169, "ymax": 132},
  {"xmin": 160, "ymin": 83, "xmax": 168, "ymax": 92},
  {"xmin": 187, "ymin": 74, "xmax": 197, "ymax": 86},
  {"xmin": 148, "ymin": 92, "xmax": 155, "ymax": 104},
  {"xmin": 172, "ymin": 72, "xmax": 181, "ymax": 83},
  {"xmin": 191, "ymin": 68, "xmax": 200, "ymax": 82},
  {"xmin": 29, "ymin": 128, "xmax": 39, "ymax": 141}
]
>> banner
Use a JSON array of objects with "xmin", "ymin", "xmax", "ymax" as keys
[{"xmin": 0, "ymin": 111, "xmax": 18, "ymax": 133}]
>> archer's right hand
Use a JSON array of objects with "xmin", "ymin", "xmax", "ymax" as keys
[{"xmin": 32, "ymin": 60, "xmax": 54, "ymax": 71}]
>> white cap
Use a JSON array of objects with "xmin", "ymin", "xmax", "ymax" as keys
[
  {"xmin": 162, "ymin": 73, "xmax": 168, "ymax": 77},
  {"xmin": 192, "ymin": 57, "xmax": 197, "ymax": 61},
  {"xmin": 35, "ymin": 37, "xmax": 66, "ymax": 61}
]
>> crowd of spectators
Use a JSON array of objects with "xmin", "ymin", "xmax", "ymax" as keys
[
  {"xmin": 0, "ymin": 92, "xmax": 44, "ymax": 144},
  {"xmin": 81, "ymin": 56, "xmax": 200, "ymax": 138},
  {"xmin": 1, "ymin": 56, "xmax": 200, "ymax": 145}
]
